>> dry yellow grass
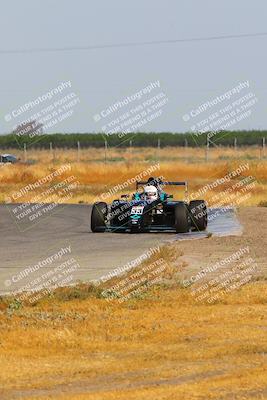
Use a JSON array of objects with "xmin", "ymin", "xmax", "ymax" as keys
[
  {"xmin": 0, "ymin": 281, "xmax": 267, "ymax": 399},
  {"xmin": 3, "ymin": 145, "xmax": 266, "ymax": 163},
  {"xmin": 0, "ymin": 147, "xmax": 266, "ymax": 206},
  {"xmin": 0, "ymin": 224, "xmax": 266, "ymax": 399}
]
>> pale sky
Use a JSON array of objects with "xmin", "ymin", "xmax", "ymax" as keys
[{"xmin": 0, "ymin": 0, "xmax": 266, "ymax": 134}]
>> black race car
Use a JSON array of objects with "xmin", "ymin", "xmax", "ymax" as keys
[{"xmin": 91, "ymin": 177, "xmax": 207, "ymax": 233}]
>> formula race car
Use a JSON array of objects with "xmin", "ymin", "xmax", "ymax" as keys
[{"xmin": 91, "ymin": 177, "xmax": 207, "ymax": 233}]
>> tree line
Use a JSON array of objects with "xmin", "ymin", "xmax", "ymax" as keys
[{"xmin": 0, "ymin": 131, "xmax": 266, "ymax": 149}]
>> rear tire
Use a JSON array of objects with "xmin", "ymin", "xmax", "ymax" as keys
[
  {"xmin": 91, "ymin": 202, "xmax": 108, "ymax": 232},
  {"xmin": 175, "ymin": 203, "xmax": 189, "ymax": 233},
  {"xmin": 189, "ymin": 200, "xmax": 207, "ymax": 231}
]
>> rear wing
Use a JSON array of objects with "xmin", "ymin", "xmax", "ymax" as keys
[
  {"xmin": 136, "ymin": 180, "xmax": 188, "ymax": 188},
  {"xmin": 136, "ymin": 180, "xmax": 189, "ymax": 200}
]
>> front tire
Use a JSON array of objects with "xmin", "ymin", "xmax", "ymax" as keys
[
  {"xmin": 91, "ymin": 202, "xmax": 108, "ymax": 232},
  {"xmin": 110, "ymin": 201, "xmax": 129, "ymax": 228},
  {"xmin": 175, "ymin": 203, "xmax": 189, "ymax": 233},
  {"xmin": 189, "ymin": 200, "xmax": 207, "ymax": 231}
]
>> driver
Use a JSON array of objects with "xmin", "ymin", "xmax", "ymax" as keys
[{"xmin": 144, "ymin": 185, "xmax": 158, "ymax": 201}]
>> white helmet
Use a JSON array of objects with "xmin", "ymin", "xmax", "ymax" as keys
[{"xmin": 144, "ymin": 185, "xmax": 158, "ymax": 201}]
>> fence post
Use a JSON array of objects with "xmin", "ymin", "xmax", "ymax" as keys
[
  {"xmin": 77, "ymin": 141, "xmax": 80, "ymax": 162},
  {"xmin": 157, "ymin": 138, "xmax": 161, "ymax": 161},
  {"xmin": 205, "ymin": 135, "xmax": 209, "ymax": 162},
  {"xmin": 23, "ymin": 143, "xmax": 27, "ymax": 162},
  {"xmin": 234, "ymin": 137, "xmax": 237, "ymax": 152},
  {"xmin": 104, "ymin": 140, "xmax": 107, "ymax": 164},
  {"xmin": 50, "ymin": 142, "xmax": 53, "ymax": 161},
  {"xmin": 263, "ymin": 137, "xmax": 266, "ymax": 159}
]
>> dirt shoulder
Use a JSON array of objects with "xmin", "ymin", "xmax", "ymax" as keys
[{"xmin": 177, "ymin": 206, "xmax": 267, "ymax": 282}]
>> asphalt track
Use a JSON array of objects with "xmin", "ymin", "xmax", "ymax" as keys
[{"xmin": 0, "ymin": 204, "xmax": 242, "ymax": 295}]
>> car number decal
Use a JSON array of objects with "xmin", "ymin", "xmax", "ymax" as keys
[{"xmin": 131, "ymin": 206, "xmax": 144, "ymax": 215}]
